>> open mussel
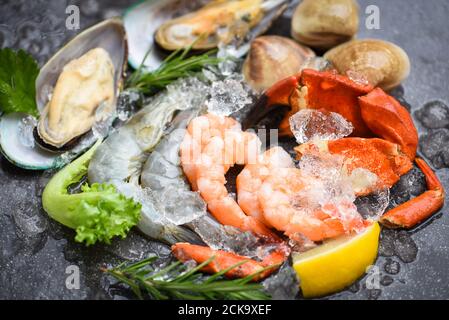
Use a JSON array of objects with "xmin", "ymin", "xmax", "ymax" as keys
[
  {"xmin": 34, "ymin": 18, "xmax": 127, "ymax": 153},
  {"xmin": 124, "ymin": 0, "xmax": 289, "ymax": 71},
  {"xmin": 0, "ymin": 18, "xmax": 127, "ymax": 170}
]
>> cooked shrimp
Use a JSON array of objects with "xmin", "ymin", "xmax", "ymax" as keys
[
  {"xmin": 236, "ymin": 146, "xmax": 295, "ymax": 226},
  {"xmin": 180, "ymin": 113, "xmax": 277, "ymax": 238},
  {"xmin": 236, "ymin": 144, "xmax": 368, "ymax": 242},
  {"xmin": 255, "ymin": 167, "xmax": 367, "ymax": 242},
  {"xmin": 176, "ymin": 113, "xmax": 290, "ymax": 279}
]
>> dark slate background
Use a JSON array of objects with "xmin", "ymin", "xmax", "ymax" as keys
[{"xmin": 1, "ymin": 0, "xmax": 449, "ymax": 300}]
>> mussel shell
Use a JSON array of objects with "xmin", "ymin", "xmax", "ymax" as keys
[
  {"xmin": 36, "ymin": 18, "xmax": 127, "ymax": 113},
  {"xmin": 153, "ymin": 0, "xmax": 289, "ymax": 52},
  {"xmin": 35, "ymin": 18, "xmax": 127, "ymax": 152},
  {"xmin": 243, "ymin": 35, "xmax": 315, "ymax": 92},
  {"xmin": 124, "ymin": 0, "xmax": 207, "ymax": 71},
  {"xmin": 0, "ymin": 113, "xmax": 58, "ymax": 170},
  {"xmin": 291, "ymin": 0, "xmax": 359, "ymax": 50},
  {"xmin": 0, "ymin": 19, "xmax": 128, "ymax": 170},
  {"xmin": 323, "ymin": 39, "xmax": 411, "ymax": 90},
  {"xmin": 33, "ymin": 127, "xmax": 86, "ymax": 153}
]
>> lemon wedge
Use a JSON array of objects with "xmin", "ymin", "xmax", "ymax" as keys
[{"xmin": 292, "ymin": 222, "xmax": 381, "ymax": 298}]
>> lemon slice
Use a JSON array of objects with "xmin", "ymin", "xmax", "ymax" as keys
[{"xmin": 292, "ymin": 222, "xmax": 381, "ymax": 298}]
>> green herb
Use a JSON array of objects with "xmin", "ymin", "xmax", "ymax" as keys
[
  {"xmin": 0, "ymin": 48, "xmax": 39, "ymax": 117},
  {"xmin": 103, "ymin": 256, "xmax": 272, "ymax": 300},
  {"xmin": 126, "ymin": 46, "xmax": 221, "ymax": 95},
  {"xmin": 42, "ymin": 140, "xmax": 141, "ymax": 246}
]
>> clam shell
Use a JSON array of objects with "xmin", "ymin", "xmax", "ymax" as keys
[
  {"xmin": 324, "ymin": 39, "xmax": 411, "ymax": 90},
  {"xmin": 291, "ymin": 0, "xmax": 359, "ymax": 50},
  {"xmin": 243, "ymin": 35, "xmax": 315, "ymax": 92}
]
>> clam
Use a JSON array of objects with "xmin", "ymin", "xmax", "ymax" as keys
[
  {"xmin": 323, "ymin": 39, "xmax": 411, "ymax": 90},
  {"xmin": 242, "ymin": 35, "xmax": 315, "ymax": 92},
  {"xmin": 0, "ymin": 18, "xmax": 127, "ymax": 170},
  {"xmin": 154, "ymin": 0, "xmax": 289, "ymax": 51},
  {"xmin": 291, "ymin": 0, "xmax": 359, "ymax": 50}
]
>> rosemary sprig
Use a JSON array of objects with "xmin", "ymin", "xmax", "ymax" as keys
[
  {"xmin": 126, "ymin": 45, "xmax": 221, "ymax": 95},
  {"xmin": 103, "ymin": 256, "xmax": 272, "ymax": 300}
]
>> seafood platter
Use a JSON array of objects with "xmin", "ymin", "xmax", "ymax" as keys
[{"xmin": 1, "ymin": 0, "xmax": 448, "ymax": 300}]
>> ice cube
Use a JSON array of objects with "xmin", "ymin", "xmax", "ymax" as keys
[
  {"xmin": 12, "ymin": 207, "xmax": 47, "ymax": 236},
  {"xmin": 116, "ymin": 90, "xmax": 142, "ymax": 122},
  {"xmin": 292, "ymin": 146, "xmax": 366, "ymax": 237},
  {"xmin": 300, "ymin": 57, "xmax": 334, "ymax": 72},
  {"xmin": 415, "ymin": 100, "xmax": 449, "ymax": 129},
  {"xmin": 190, "ymin": 215, "xmax": 273, "ymax": 260},
  {"xmin": 355, "ymin": 188, "xmax": 390, "ymax": 221},
  {"xmin": 289, "ymin": 109, "xmax": 353, "ymax": 144},
  {"xmin": 217, "ymin": 43, "xmax": 241, "ymax": 76},
  {"xmin": 154, "ymin": 186, "xmax": 206, "ymax": 226},
  {"xmin": 18, "ymin": 115, "xmax": 38, "ymax": 148},
  {"xmin": 419, "ymin": 129, "xmax": 449, "ymax": 169},
  {"xmin": 262, "ymin": 263, "xmax": 300, "ymax": 300}
]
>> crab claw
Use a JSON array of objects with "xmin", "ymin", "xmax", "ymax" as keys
[
  {"xmin": 300, "ymin": 69, "xmax": 374, "ymax": 137},
  {"xmin": 381, "ymin": 158, "xmax": 445, "ymax": 228},
  {"xmin": 172, "ymin": 243, "xmax": 289, "ymax": 280},
  {"xmin": 242, "ymin": 74, "xmax": 301, "ymax": 135},
  {"xmin": 242, "ymin": 69, "xmax": 375, "ymax": 137},
  {"xmin": 359, "ymin": 88, "xmax": 418, "ymax": 160}
]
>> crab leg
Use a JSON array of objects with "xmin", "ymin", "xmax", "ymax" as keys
[
  {"xmin": 172, "ymin": 243, "xmax": 288, "ymax": 280},
  {"xmin": 381, "ymin": 158, "xmax": 445, "ymax": 228}
]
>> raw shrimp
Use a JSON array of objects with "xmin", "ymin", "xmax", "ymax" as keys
[
  {"xmin": 88, "ymin": 78, "xmax": 208, "ymax": 185},
  {"xmin": 88, "ymin": 78, "xmax": 209, "ymax": 244},
  {"xmin": 140, "ymin": 108, "xmax": 279, "ymax": 257}
]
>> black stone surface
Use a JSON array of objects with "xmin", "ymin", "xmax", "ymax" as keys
[{"xmin": 1, "ymin": 0, "xmax": 449, "ymax": 300}]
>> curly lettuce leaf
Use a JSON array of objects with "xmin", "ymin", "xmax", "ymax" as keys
[
  {"xmin": 0, "ymin": 48, "xmax": 39, "ymax": 117},
  {"xmin": 42, "ymin": 140, "xmax": 141, "ymax": 246}
]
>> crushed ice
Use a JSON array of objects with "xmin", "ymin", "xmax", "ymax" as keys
[
  {"xmin": 346, "ymin": 69, "xmax": 370, "ymax": 86},
  {"xmin": 206, "ymin": 74, "xmax": 253, "ymax": 116},
  {"xmin": 289, "ymin": 109, "xmax": 354, "ymax": 144}
]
